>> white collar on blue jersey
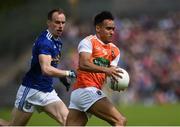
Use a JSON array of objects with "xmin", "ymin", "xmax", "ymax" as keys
[{"xmin": 46, "ymin": 29, "xmax": 61, "ymax": 41}]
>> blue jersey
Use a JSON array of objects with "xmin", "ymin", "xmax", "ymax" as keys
[{"xmin": 22, "ymin": 30, "xmax": 62, "ymax": 92}]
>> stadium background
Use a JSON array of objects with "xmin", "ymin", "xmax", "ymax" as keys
[{"xmin": 0, "ymin": 0, "xmax": 180, "ymax": 125}]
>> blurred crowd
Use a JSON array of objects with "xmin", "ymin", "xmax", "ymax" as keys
[
  {"xmin": 116, "ymin": 12, "xmax": 180, "ymax": 105},
  {"xmin": 60, "ymin": 11, "xmax": 180, "ymax": 105}
]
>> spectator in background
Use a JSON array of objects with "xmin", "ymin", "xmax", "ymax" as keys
[{"xmin": 0, "ymin": 8, "xmax": 76, "ymax": 126}]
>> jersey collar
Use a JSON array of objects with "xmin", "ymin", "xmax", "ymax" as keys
[
  {"xmin": 94, "ymin": 35, "xmax": 106, "ymax": 45},
  {"xmin": 46, "ymin": 29, "xmax": 61, "ymax": 42}
]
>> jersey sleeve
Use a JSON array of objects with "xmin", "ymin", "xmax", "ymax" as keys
[
  {"xmin": 111, "ymin": 54, "xmax": 120, "ymax": 66},
  {"xmin": 37, "ymin": 40, "xmax": 52, "ymax": 55},
  {"xmin": 78, "ymin": 37, "xmax": 92, "ymax": 53},
  {"xmin": 110, "ymin": 43, "xmax": 120, "ymax": 66}
]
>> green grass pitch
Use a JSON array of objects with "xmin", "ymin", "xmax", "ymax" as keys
[{"xmin": 1, "ymin": 103, "xmax": 180, "ymax": 126}]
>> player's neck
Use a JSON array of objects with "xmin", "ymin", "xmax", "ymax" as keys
[{"xmin": 96, "ymin": 34, "xmax": 109, "ymax": 44}]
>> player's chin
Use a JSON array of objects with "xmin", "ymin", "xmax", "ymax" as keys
[
  {"xmin": 107, "ymin": 36, "xmax": 113, "ymax": 41},
  {"xmin": 107, "ymin": 38, "xmax": 113, "ymax": 43},
  {"xmin": 57, "ymin": 30, "xmax": 63, "ymax": 34},
  {"xmin": 56, "ymin": 32, "xmax": 62, "ymax": 37}
]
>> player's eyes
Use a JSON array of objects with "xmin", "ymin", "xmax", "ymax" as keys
[
  {"xmin": 106, "ymin": 27, "xmax": 115, "ymax": 31},
  {"xmin": 54, "ymin": 21, "xmax": 65, "ymax": 24},
  {"xmin": 61, "ymin": 21, "xmax": 65, "ymax": 24}
]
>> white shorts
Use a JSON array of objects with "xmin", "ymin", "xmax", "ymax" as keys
[
  {"xmin": 15, "ymin": 85, "xmax": 61, "ymax": 113},
  {"xmin": 69, "ymin": 87, "xmax": 106, "ymax": 113}
]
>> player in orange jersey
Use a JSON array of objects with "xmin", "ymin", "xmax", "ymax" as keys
[{"xmin": 66, "ymin": 11, "xmax": 127, "ymax": 126}]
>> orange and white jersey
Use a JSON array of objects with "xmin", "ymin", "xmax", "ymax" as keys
[{"xmin": 73, "ymin": 35, "xmax": 120, "ymax": 90}]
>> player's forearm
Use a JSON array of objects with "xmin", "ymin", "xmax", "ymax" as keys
[
  {"xmin": 79, "ymin": 60, "xmax": 107, "ymax": 73},
  {"xmin": 41, "ymin": 65, "xmax": 68, "ymax": 77}
]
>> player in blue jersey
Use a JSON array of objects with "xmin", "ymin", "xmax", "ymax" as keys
[{"xmin": 0, "ymin": 8, "xmax": 76, "ymax": 126}]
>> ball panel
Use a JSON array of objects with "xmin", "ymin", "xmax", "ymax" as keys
[
  {"xmin": 116, "ymin": 68, "xmax": 130, "ymax": 89},
  {"xmin": 106, "ymin": 67, "xmax": 130, "ymax": 91}
]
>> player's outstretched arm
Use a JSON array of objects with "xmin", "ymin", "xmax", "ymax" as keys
[{"xmin": 39, "ymin": 54, "xmax": 76, "ymax": 78}]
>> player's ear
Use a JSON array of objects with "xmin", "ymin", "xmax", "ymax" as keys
[
  {"xmin": 96, "ymin": 25, "xmax": 100, "ymax": 32},
  {"xmin": 47, "ymin": 20, "xmax": 51, "ymax": 26}
]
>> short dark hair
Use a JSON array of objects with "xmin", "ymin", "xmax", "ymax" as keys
[
  {"xmin": 94, "ymin": 11, "xmax": 114, "ymax": 26},
  {"xmin": 47, "ymin": 8, "xmax": 65, "ymax": 20}
]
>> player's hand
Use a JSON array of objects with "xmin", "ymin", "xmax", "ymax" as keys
[
  {"xmin": 59, "ymin": 77, "xmax": 71, "ymax": 91},
  {"xmin": 67, "ymin": 70, "xmax": 77, "ymax": 78},
  {"xmin": 110, "ymin": 79, "xmax": 126, "ymax": 92},
  {"xmin": 64, "ymin": 82, "xmax": 70, "ymax": 91},
  {"xmin": 104, "ymin": 66, "xmax": 122, "ymax": 82}
]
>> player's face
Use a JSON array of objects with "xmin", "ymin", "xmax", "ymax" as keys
[
  {"xmin": 97, "ymin": 19, "xmax": 115, "ymax": 44},
  {"xmin": 48, "ymin": 12, "xmax": 66, "ymax": 38}
]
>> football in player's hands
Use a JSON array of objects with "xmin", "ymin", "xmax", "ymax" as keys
[{"xmin": 107, "ymin": 67, "xmax": 130, "ymax": 91}]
